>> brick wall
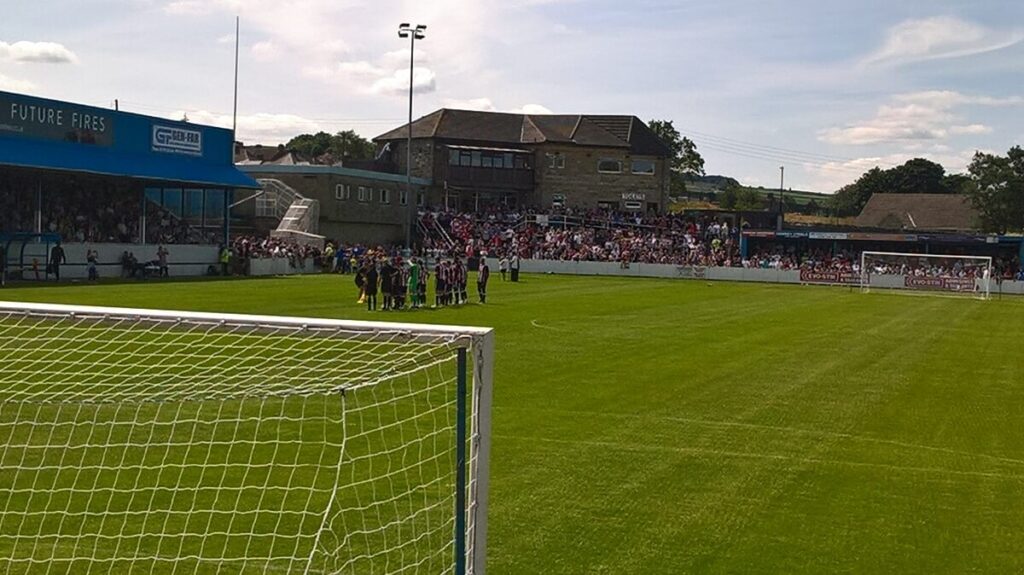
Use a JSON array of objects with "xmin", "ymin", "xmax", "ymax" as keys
[{"xmin": 534, "ymin": 144, "xmax": 669, "ymax": 211}]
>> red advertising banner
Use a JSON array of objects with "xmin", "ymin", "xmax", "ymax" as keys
[
  {"xmin": 800, "ymin": 270, "xmax": 860, "ymax": 285},
  {"xmin": 904, "ymin": 276, "xmax": 976, "ymax": 291}
]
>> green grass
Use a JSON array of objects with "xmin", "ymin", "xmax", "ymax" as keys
[{"xmin": 2, "ymin": 274, "xmax": 1024, "ymax": 573}]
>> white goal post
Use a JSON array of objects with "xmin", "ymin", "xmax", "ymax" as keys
[
  {"xmin": 859, "ymin": 251, "xmax": 993, "ymax": 300},
  {"xmin": 0, "ymin": 301, "xmax": 494, "ymax": 575}
]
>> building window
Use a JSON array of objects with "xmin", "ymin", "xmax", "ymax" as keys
[
  {"xmin": 449, "ymin": 149, "xmax": 460, "ymax": 165},
  {"xmin": 417, "ymin": 191, "xmax": 425, "ymax": 207},
  {"xmin": 399, "ymin": 189, "xmax": 409, "ymax": 206},
  {"xmin": 631, "ymin": 159, "xmax": 656, "ymax": 175},
  {"xmin": 335, "ymin": 184, "xmax": 351, "ymax": 200},
  {"xmin": 552, "ymin": 193, "xmax": 565, "ymax": 208},
  {"xmin": 598, "ymin": 159, "xmax": 622, "ymax": 173},
  {"xmin": 547, "ymin": 153, "xmax": 565, "ymax": 169},
  {"xmin": 380, "ymin": 189, "xmax": 390, "ymax": 204},
  {"xmin": 482, "ymin": 155, "xmax": 493, "ymax": 168},
  {"xmin": 624, "ymin": 200, "xmax": 643, "ymax": 211},
  {"xmin": 358, "ymin": 186, "xmax": 370, "ymax": 202}
]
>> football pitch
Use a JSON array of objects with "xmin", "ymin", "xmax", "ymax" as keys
[{"xmin": 2, "ymin": 273, "xmax": 1024, "ymax": 573}]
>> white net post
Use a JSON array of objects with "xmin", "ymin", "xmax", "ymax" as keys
[
  {"xmin": 859, "ymin": 251, "xmax": 992, "ymax": 300},
  {"xmin": 0, "ymin": 301, "xmax": 493, "ymax": 575}
]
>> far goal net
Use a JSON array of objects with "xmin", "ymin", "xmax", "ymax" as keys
[
  {"xmin": 860, "ymin": 251, "xmax": 992, "ymax": 300},
  {"xmin": 0, "ymin": 301, "xmax": 493, "ymax": 575}
]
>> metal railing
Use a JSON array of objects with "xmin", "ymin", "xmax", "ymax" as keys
[
  {"xmin": 254, "ymin": 179, "xmax": 325, "ymax": 245},
  {"xmin": 255, "ymin": 179, "xmax": 302, "ymax": 220}
]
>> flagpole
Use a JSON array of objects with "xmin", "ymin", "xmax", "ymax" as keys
[{"xmin": 232, "ymin": 16, "xmax": 240, "ymax": 138}]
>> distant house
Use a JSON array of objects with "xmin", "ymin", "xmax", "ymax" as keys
[
  {"xmin": 855, "ymin": 194, "xmax": 979, "ymax": 232},
  {"xmin": 373, "ymin": 109, "xmax": 673, "ymax": 213},
  {"xmin": 234, "ymin": 144, "xmax": 313, "ymax": 166}
]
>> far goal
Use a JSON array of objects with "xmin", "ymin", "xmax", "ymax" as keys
[
  {"xmin": 860, "ymin": 251, "xmax": 992, "ymax": 300},
  {"xmin": 0, "ymin": 301, "xmax": 493, "ymax": 575}
]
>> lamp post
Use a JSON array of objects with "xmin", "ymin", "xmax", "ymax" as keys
[
  {"xmin": 779, "ymin": 165, "xmax": 785, "ymax": 213},
  {"xmin": 399, "ymin": 23, "xmax": 426, "ymax": 251}
]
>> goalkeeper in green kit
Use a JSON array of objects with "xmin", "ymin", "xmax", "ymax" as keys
[{"xmin": 408, "ymin": 259, "xmax": 421, "ymax": 309}]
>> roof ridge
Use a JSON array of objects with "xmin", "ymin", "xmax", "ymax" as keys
[
  {"xmin": 521, "ymin": 115, "xmax": 543, "ymax": 143},
  {"xmin": 430, "ymin": 109, "xmax": 445, "ymax": 138},
  {"xmin": 569, "ymin": 115, "xmax": 584, "ymax": 142}
]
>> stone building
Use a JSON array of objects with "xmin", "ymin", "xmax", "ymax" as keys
[
  {"xmin": 236, "ymin": 164, "xmax": 429, "ymax": 246},
  {"xmin": 374, "ymin": 109, "xmax": 673, "ymax": 213}
]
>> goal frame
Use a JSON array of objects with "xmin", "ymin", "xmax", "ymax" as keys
[
  {"xmin": 0, "ymin": 300, "xmax": 494, "ymax": 575},
  {"xmin": 859, "ymin": 251, "xmax": 993, "ymax": 300}
]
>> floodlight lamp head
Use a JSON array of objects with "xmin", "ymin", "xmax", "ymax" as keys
[
  {"xmin": 399, "ymin": 30, "xmax": 409, "ymax": 38},
  {"xmin": 416, "ymin": 25, "xmax": 427, "ymax": 31}
]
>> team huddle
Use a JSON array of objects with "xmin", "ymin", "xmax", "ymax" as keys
[{"xmin": 354, "ymin": 256, "xmax": 490, "ymax": 311}]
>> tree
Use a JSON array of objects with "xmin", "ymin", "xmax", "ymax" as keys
[
  {"xmin": 966, "ymin": 146, "xmax": 1024, "ymax": 234},
  {"xmin": 285, "ymin": 131, "xmax": 333, "ymax": 157},
  {"xmin": 829, "ymin": 158, "xmax": 965, "ymax": 216},
  {"xmin": 649, "ymin": 119, "xmax": 706, "ymax": 178},
  {"xmin": 718, "ymin": 186, "xmax": 738, "ymax": 210},
  {"xmin": 735, "ymin": 187, "xmax": 762, "ymax": 211},
  {"xmin": 887, "ymin": 158, "xmax": 948, "ymax": 194},
  {"xmin": 831, "ymin": 167, "xmax": 890, "ymax": 216},
  {"xmin": 284, "ymin": 130, "xmax": 375, "ymax": 162}
]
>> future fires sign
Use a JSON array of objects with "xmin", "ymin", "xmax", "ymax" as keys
[{"xmin": 0, "ymin": 97, "xmax": 114, "ymax": 146}]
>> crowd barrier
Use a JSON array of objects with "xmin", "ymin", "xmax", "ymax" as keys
[
  {"xmin": 4, "ymin": 242, "xmax": 322, "ymax": 281},
  {"xmin": 518, "ymin": 259, "xmax": 1024, "ymax": 296},
  {"xmin": 24, "ymin": 244, "xmax": 221, "ymax": 280},
  {"xmin": 247, "ymin": 258, "xmax": 319, "ymax": 277}
]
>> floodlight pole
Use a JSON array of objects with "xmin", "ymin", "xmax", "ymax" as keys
[{"xmin": 399, "ymin": 23, "xmax": 426, "ymax": 251}]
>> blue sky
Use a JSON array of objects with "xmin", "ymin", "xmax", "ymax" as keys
[{"xmin": 2, "ymin": 0, "xmax": 1022, "ymax": 192}]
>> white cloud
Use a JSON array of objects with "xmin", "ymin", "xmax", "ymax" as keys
[
  {"xmin": 216, "ymin": 34, "xmax": 235, "ymax": 45},
  {"xmin": 174, "ymin": 109, "xmax": 320, "ymax": 143},
  {"xmin": 308, "ymin": 51, "xmax": 436, "ymax": 96},
  {"xmin": 0, "ymin": 41, "xmax": 78, "ymax": 64},
  {"xmin": 250, "ymin": 40, "xmax": 279, "ymax": 62},
  {"xmin": 442, "ymin": 98, "xmax": 497, "ymax": 112},
  {"xmin": 511, "ymin": 104, "xmax": 553, "ymax": 115},
  {"xmin": 0, "ymin": 72, "xmax": 36, "ymax": 92},
  {"xmin": 164, "ymin": 0, "xmax": 213, "ymax": 15},
  {"xmin": 440, "ymin": 98, "xmax": 553, "ymax": 115},
  {"xmin": 819, "ymin": 90, "xmax": 1020, "ymax": 146},
  {"xmin": 949, "ymin": 124, "xmax": 992, "ymax": 136},
  {"xmin": 370, "ymin": 67, "xmax": 437, "ymax": 96},
  {"xmin": 862, "ymin": 16, "xmax": 1024, "ymax": 67}
]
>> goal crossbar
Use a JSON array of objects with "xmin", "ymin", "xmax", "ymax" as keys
[{"xmin": 0, "ymin": 300, "xmax": 494, "ymax": 575}]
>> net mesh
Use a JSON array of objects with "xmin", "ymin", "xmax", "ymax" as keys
[
  {"xmin": 0, "ymin": 307, "xmax": 475, "ymax": 574},
  {"xmin": 860, "ymin": 251, "xmax": 992, "ymax": 299}
]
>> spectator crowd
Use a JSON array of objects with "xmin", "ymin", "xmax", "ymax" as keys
[
  {"xmin": 417, "ymin": 206, "xmax": 1024, "ymax": 280},
  {"xmin": 1, "ymin": 188, "xmax": 218, "ymax": 245}
]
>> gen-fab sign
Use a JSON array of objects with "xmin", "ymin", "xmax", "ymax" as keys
[{"xmin": 152, "ymin": 125, "xmax": 202, "ymax": 156}]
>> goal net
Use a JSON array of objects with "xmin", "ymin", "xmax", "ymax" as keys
[
  {"xmin": 860, "ymin": 251, "xmax": 992, "ymax": 299},
  {"xmin": 0, "ymin": 301, "xmax": 494, "ymax": 575}
]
